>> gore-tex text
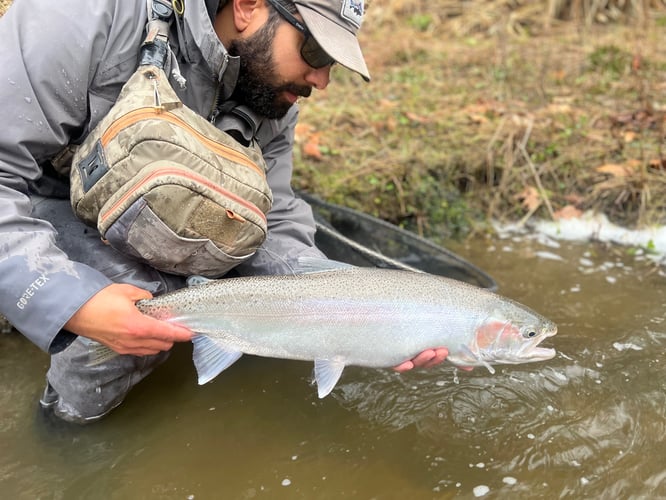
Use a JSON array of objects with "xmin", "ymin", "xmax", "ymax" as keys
[{"xmin": 16, "ymin": 275, "xmax": 51, "ymax": 310}]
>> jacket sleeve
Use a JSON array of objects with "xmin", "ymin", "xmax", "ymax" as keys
[
  {"xmin": 236, "ymin": 106, "xmax": 327, "ymax": 276},
  {"xmin": 0, "ymin": 1, "xmax": 140, "ymax": 352}
]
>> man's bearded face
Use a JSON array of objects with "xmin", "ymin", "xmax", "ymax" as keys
[{"xmin": 228, "ymin": 22, "xmax": 312, "ymax": 119}]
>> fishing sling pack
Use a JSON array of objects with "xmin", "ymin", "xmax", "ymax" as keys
[{"xmin": 69, "ymin": 4, "xmax": 273, "ymax": 277}]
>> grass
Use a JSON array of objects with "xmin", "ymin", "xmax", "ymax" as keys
[
  {"xmin": 2, "ymin": 0, "xmax": 666, "ymax": 242},
  {"xmin": 294, "ymin": 0, "xmax": 666, "ymax": 240}
]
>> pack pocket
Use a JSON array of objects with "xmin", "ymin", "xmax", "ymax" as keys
[{"xmin": 104, "ymin": 198, "xmax": 256, "ymax": 277}]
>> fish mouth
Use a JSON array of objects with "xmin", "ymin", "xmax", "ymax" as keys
[
  {"xmin": 523, "ymin": 346, "xmax": 556, "ymax": 361},
  {"xmin": 489, "ymin": 345, "xmax": 556, "ymax": 365},
  {"xmin": 514, "ymin": 330, "xmax": 557, "ymax": 361}
]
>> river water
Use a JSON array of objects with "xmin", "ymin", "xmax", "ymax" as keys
[{"xmin": 1, "ymin": 233, "xmax": 665, "ymax": 499}]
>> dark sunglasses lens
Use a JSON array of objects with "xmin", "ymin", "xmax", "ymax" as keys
[{"xmin": 301, "ymin": 36, "xmax": 335, "ymax": 68}]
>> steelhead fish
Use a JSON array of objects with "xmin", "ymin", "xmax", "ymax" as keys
[{"xmin": 90, "ymin": 259, "xmax": 557, "ymax": 398}]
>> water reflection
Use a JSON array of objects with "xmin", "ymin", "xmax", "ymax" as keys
[{"xmin": 2, "ymin": 236, "xmax": 666, "ymax": 498}]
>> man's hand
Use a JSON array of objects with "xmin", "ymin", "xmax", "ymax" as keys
[
  {"xmin": 393, "ymin": 348, "xmax": 449, "ymax": 372},
  {"xmin": 64, "ymin": 283, "xmax": 193, "ymax": 356},
  {"xmin": 393, "ymin": 348, "xmax": 474, "ymax": 373}
]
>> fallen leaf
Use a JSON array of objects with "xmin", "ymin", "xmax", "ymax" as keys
[
  {"xmin": 546, "ymin": 103, "xmax": 572, "ymax": 114},
  {"xmin": 404, "ymin": 111, "xmax": 429, "ymax": 124},
  {"xmin": 623, "ymin": 131, "xmax": 637, "ymax": 143},
  {"xmin": 554, "ymin": 205, "xmax": 583, "ymax": 220},
  {"xmin": 552, "ymin": 69, "xmax": 566, "ymax": 81},
  {"xmin": 515, "ymin": 186, "xmax": 540, "ymax": 211},
  {"xmin": 648, "ymin": 158, "xmax": 666, "ymax": 170},
  {"xmin": 596, "ymin": 163, "xmax": 632, "ymax": 177},
  {"xmin": 294, "ymin": 122, "xmax": 313, "ymax": 143},
  {"xmin": 467, "ymin": 113, "xmax": 489, "ymax": 125},
  {"xmin": 303, "ymin": 132, "xmax": 323, "ymax": 160},
  {"xmin": 378, "ymin": 98, "xmax": 398, "ymax": 109},
  {"xmin": 563, "ymin": 193, "xmax": 585, "ymax": 205}
]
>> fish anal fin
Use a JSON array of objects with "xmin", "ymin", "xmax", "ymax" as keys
[
  {"xmin": 192, "ymin": 334, "xmax": 243, "ymax": 385},
  {"xmin": 313, "ymin": 358, "xmax": 346, "ymax": 398}
]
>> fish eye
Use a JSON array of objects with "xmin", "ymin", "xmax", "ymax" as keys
[{"xmin": 523, "ymin": 330, "xmax": 537, "ymax": 338}]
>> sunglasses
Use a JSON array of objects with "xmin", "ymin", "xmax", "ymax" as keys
[{"xmin": 264, "ymin": 0, "xmax": 336, "ymax": 69}]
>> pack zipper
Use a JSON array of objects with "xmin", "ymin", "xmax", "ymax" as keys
[
  {"xmin": 100, "ymin": 107, "xmax": 265, "ymax": 178},
  {"xmin": 100, "ymin": 166, "xmax": 268, "ymax": 226}
]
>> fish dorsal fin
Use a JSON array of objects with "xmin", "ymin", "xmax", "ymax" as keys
[
  {"xmin": 313, "ymin": 358, "xmax": 346, "ymax": 398},
  {"xmin": 192, "ymin": 335, "xmax": 243, "ymax": 385},
  {"xmin": 186, "ymin": 275, "xmax": 213, "ymax": 287},
  {"xmin": 295, "ymin": 257, "xmax": 355, "ymax": 275}
]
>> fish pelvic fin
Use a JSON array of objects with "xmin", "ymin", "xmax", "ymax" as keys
[
  {"xmin": 192, "ymin": 334, "xmax": 243, "ymax": 385},
  {"xmin": 313, "ymin": 358, "xmax": 346, "ymax": 398}
]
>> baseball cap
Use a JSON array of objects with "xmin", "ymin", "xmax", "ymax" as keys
[{"xmin": 293, "ymin": 0, "xmax": 371, "ymax": 81}]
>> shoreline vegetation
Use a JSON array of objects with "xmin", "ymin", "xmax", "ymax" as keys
[
  {"xmin": 2, "ymin": 1, "xmax": 665, "ymax": 241},
  {"xmin": 293, "ymin": 0, "xmax": 666, "ymax": 242}
]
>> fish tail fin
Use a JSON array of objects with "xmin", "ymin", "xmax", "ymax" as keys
[
  {"xmin": 192, "ymin": 334, "xmax": 243, "ymax": 385},
  {"xmin": 313, "ymin": 359, "xmax": 346, "ymax": 398}
]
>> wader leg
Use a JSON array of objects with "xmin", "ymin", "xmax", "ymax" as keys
[
  {"xmin": 41, "ymin": 339, "xmax": 170, "ymax": 423},
  {"xmin": 32, "ymin": 197, "xmax": 187, "ymax": 424}
]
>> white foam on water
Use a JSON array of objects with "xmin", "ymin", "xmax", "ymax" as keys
[
  {"xmin": 473, "ymin": 485, "xmax": 490, "ymax": 497},
  {"xmin": 612, "ymin": 342, "xmax": 644, "ymax": 351},
  {"xmin": 498, "ymin": 211, "xmax": 666, "ymax": 256}
]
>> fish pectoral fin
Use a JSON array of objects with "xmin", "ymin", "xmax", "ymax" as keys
[
  {"xmin": 459, "ymin": 344, "xmax": 496, "ymax": 375},
  {"xmin": 313, "ymin": 359, "xmax": 346, "ymax": 398},
  {"xmin": 191, "ymin": 334, "xmax": 243, "ymax": 385}
]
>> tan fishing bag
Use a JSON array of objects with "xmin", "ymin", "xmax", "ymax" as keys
[{"xmin": 70, "ymin": 47, "xmax": 272, "ymax": 277}]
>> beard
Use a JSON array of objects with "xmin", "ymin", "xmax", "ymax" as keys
[{"xmin": 228, "ymin": 24, "xmax": 311, "ymax": 119}]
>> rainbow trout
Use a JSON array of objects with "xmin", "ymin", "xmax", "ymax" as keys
[{"xmin": 91, "ymin": 260, "xmax": 557, "ymax": 397}]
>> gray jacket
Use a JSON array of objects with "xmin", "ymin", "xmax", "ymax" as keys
[{"xmin": 0, "ymin": 0, "xmax": 324, "ymax": 353}]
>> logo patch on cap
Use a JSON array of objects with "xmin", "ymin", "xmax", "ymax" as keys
[{"xmin": 341, "ymin": 0, "xmax": 364, "ymax": 28}]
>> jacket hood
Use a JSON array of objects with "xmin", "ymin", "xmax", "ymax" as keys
[{"xmin": 177, "ymin": 0, "xmax": 239, "ymax": 97}]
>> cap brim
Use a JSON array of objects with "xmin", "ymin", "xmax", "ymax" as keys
[{"xmin": 296, "ymin": 5, "xmax": 370, "ymax": 82}]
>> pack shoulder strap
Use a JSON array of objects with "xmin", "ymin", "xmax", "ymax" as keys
[
  {"xmin": 139, "ymin": 0, "xmax": 272, "ymax": 148},
  {"xmin": 139, "ymin": 0, "xmax": 174, "ymax": 70}
]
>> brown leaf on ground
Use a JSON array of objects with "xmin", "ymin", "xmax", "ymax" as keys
[
  {"xmin": 623, "ymin": 130, "xmax": 637, "ymax": 143},
  {"xmin": 554, "ymin": 205, "xmax": 583, "ymax": 219},
  {"xmin": 648, "ymin": 158, "xmax": 666, "ymax": 170},
  {"xmin": 596, "ymin": 163, "xmax": 633, "ymax": 177},
  {"xmin": 564, "ymin": 193, "xmax": 585, "ymax": 205},
  {"xmin": 515, "ymin": 186, "xmax": 541, "ymax": 211},
  {"xmin": 303, "ymin": 132, "xmax": 323, "ymax": 160},
  {"xmin": 404, "ymin": 111, "xmax": 430, "ymax": 124},
  {"xmin": 294, "ymin": 122, "xmax": 313, "ymax": 143},
  {"xmin": 462, "ymin": 99, "xmax": 510, "ymax": 118}
]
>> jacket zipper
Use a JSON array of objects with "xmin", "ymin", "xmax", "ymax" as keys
[
  {"xmin": 209, "ymin": 53, "xmax": 229, "ymax": 123},
  {"xmin": 100, "ymin": 107, "xmax": 265, "ymax": 178},
  {"xmin": 100, "ymin": 166, "xmax": 268, "ymax": 225}
]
